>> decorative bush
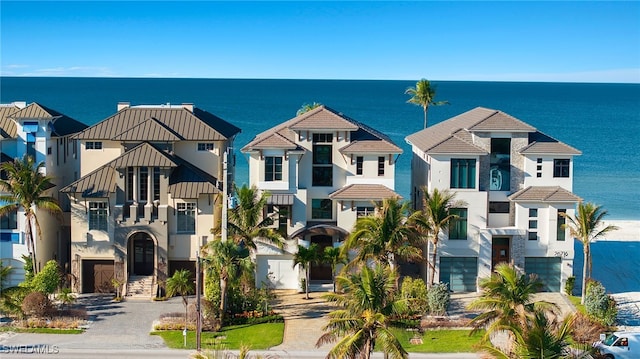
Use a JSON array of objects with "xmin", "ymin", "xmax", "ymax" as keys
[
  {"xmin": 585, "ymin": 280, "xmax": 617, "ymax": 326},
  {"xmin": 571, "ymin": 312, "xmax": 608, "ymax": 345},
  {"xmin": 427, "ymin": 282, "xmax": 450, "ymax": 315},
  {"xmin": 21, "ymin": 291, "xmax": 51, "ymax": 317},
  {"xmin": 400, "ymin": 276, "xmax": 429, "ymax": 316},
  {"xmin": 564, "ymin": 276, "xmax": 576, "ymax": 296},
  {"xmin": 31, "ymin": 260, "xmax": 61, "ymax": 295}
]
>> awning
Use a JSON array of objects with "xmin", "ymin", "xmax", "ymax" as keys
[
  {"xmin": 289, "ymin": 222, "xmax": 350, "ymax": 240},
  {"xmin": 267, "ymin": 194, "xmax": 294, "ymax": 206}
]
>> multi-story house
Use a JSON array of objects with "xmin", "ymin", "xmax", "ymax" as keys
[
  {"xmin": 242, "ymin": 105, "xmax": 402, "ymax": 289},
  {"xmin": 406, "ymin": 107, "xmax": 581, "ymax": 292},
  {"xmin": 61, "ymin": 102, "xmax": 240, "ymax": 295},
  {"xmin": 0, "ymin": 101, "xmax": 86, "ymax": 286}
]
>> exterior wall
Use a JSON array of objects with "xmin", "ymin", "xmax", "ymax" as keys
[
  {"xmin": 80, "ymin": 140, "xmax": 122, "ymax": 176},
  {"xmin": 174, "ymin": 140, "xmax": 225, "ymax": 180},
  {"xmin": 522, "ymin": 155, "xmax": 574, "ymax": 191}
]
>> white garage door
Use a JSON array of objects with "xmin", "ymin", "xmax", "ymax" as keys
[{"xmin": 256, "ymin": 255, "xmax": 298, "ymax": 290}]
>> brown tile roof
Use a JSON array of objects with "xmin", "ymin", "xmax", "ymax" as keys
[
  {"xmin": 468, "ymin": 110, "xmax": 536, "ymax": 132},
  {"xmin": 5, "ymin": 102, "xmax": 86, "ymax": 137},
  {"xmin": 0, "ymin": 104, "xmax": 21, "ymax": 138},
  {"xmin": 74, "ymin": 105, "xmax": 240, "ymax": 141},
  {"xmin": 245, "ymin": 132, "xmax": 299, "ymax": 150},
  {"xmin": 111, "ymin": 142, "xmax": 179, "ymax": 168},
  {"xmin": 329, "ymin": 184, "xmax": 401, "ymax": 200},
  {"xmin": 242, "ymin": 105, "xmax": 401, "ymax": 155},
  {"xmin": 519, "ymin": 131, "xmax": 581, "ymax": 155},
  {"xmin": 509, "ymin": 186, "xmax": 582, "ymax": 202}
]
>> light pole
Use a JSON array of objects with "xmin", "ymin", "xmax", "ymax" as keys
[{"xmin": 195, "ymin": 251, "xmax": 201, "ymax": 351}]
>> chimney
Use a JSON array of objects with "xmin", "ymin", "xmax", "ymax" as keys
[
  {"xmin": 12, "ymin": 101, "xmax": 27, "ymax": 109},
  {"xmin": 117, "ymin": 102, "xmax": 130, "ymax": 111},
  {"xmin": 181, "ymin": 103, "xmax": 194, "ymax": 112}
]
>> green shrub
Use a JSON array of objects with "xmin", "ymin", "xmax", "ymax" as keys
[
  {"xmin": 31, "ymin": 260, "xmax": 61, "ymax": 295},
  {"xmin": 564, "ymin": 276, "xmax": 575, "ymax": 296},
  {"xmin": 400, "ymin": 276, "xmax": 429, "ymax": 315},
  {"xmin": 585, "ymin": 280, "xmax": 617, "ymax": 326},
  {"xmin": 427, "ymin": 282, "xmax": 450, "ymax": 315}
]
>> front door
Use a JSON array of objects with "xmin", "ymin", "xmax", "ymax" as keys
[
  {"xmin": 491, "ymin": 236, "xmax": 510, "ymax": 269},
  {"xmin": 132, "ymin": 235, "xmax": 154, "ymax": 275},
  {"xmin": 310, "ymin": 235, "xmax": 332, "ymax": 281}
]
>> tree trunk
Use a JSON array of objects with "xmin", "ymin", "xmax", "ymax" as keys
[
  {"xmin": 423, "ymin": 105, "xmax": 429, "ymax": 129},
  {"xmin": 26, "ymin": 213, "xmax": 38, "ymax": 275},
  {"xmin": 581, "ymin": 243, "xmax": 589, "ymax": 305},
  {"xmin": 429, "ymin": 239, "xmax": 438, "ymax": 288},
  {"xmin": 219, "ymin": 276, "xmax": 227, "ymax": 324},
  {"xmin": 331, "ymin": 265, "xmax": 336, "ymax": 292},
  {"xmin": 183, "ymin": 296, "xmax": 189, "ymax": 330},
  {"xmin": 305, "ymin": 268, "xmax": 310, "ymax": 300}
]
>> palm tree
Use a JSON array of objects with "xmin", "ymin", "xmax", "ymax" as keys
[
  {"xmin": 166, "ymin": 269, "xmax": 195, "ymax": 329},
  {"xmin": 413, "ymin": 187, "xmax": 465, "ymax": 287},
  {"xmin": 296, "ymin": 102, "xmax": 322, "ymax": 116},
  {"xmin": 316, "ymin": 264, "xmax": 409, "ymax": 359},
  {"xmin": 561, "ymin": 202, "xmax": 618, "ymax": 305},
  {"xmin": 405, "ymin": 79, "xmax": 449, "ymax": 129},
  {"xmin": 203, "ymin": 239, "xmax": 253, "ymax": 324},
  {"xmin": 293, "ymin": 243, "xmax": 320, "ymax": 299},
  {"xmin": 468, "ymin": 263, "xmax": 557, "ymax": 345},
  {"xmin": 0, "ymin": 155, "xmax": 61, "ymax": 274},
  {"xmin": 322, "ymin": 246, "xmax": 347, "ymax": 292},
  {"xmin": 342, "ymin": 198, "xmax": 423, "ymax": 276},
  {"xmin": 215, "ymin": 184, "xmax": 284, "ymax": 254}
]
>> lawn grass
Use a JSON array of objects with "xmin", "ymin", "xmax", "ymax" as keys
[
  {"xmin": 390, "ymin": 328, "xmax": 484, "ymax": 353},
  {"xmin": 0, "ymin": 327, "xmax": 83, "ymax": 334},
  {"xmin": 569, "ymin": 295, "xmax": 586, "ymax": 314},
  {"xmin": 151, "ymin": 322, "xmax": 284, "ymax": 350}
]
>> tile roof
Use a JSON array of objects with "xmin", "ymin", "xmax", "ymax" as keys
[
  {"xmin": 468, "ymin": 110, "xmax": 536, "ymax": 132},
  {"xmin": 5, "ymin": 102, "xmax": 87, "ymax": 137},
  {"xmin": 242, "ymin": 105, "xmax": 401, "ymax": 154},
  {"xmin": 0, "ymin": 104, "xmax": 21, "ymax": 138},
  {"xmin": 329, "ymin": 184, "xmax": 401, "ymax": 200},
  {"xmin": 519, "ymin": 131, "xmax": 581, "ymax": 155},
  {"xmin": 74, "ymin": 105, "xmax": 240, "ymax": 141},
  {"xmin": 508, "ymin": 186, "xmax": 582, "ymax": 202}
]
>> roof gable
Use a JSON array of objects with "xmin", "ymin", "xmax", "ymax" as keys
[
  {"xmin": 0, "ymin": 105, "xmax": 20, "ymax": 138},
  {"xmin": 111, "ymin": 142, "xmax": 179, "ymax": 168},
  {"xmin": 289, "ymin": 106, "xmax": 359, "ymax": 131},
  {"xmin": 329, "ymin": 184, "xmax": 401, "ymax": 200},
  {"xmin": 519, "ymin": 131, "xmax": 581, "ymax": 155},
  {"xmin": 509, "ymin": 186, "xmax": 581, "ymax": 202},
  {"xmin": 111, "ymin": 118, "xmax": 182, "ymax": 142}
]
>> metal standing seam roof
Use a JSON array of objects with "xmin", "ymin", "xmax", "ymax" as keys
[
  {"xmin": 167, "ymin": 161, "xmax": 220, "ymax": 198},
  {"xmin": 0, "ymin": 105, "xmax": 20, "ymax": 138},
  {"xmin": 60, "ymin": 166, "xmax": 117, "ymax": 197},
  {"xmin": 110, "ymin": 142, "xmax": 179, "ymax": 168},
  {"xmin": 508, "ymin": 186, "xmax": 582, "ymax": 202},
  {"xmin": 3, "ymin": 102, "xmax": 87, "ymax": 137},
  {"xmin": 111, "ymin": 118, "xmax": 183, "ymax": 142},
  {"xmin": 266, "ymin": 193, "xmax": 295, "ymax": 205},
  {"xmin": 74, "ymin": 106, "xmax": 240, "ymax": 141},
  {"xmin": 329, "ymin": 184, "xmax": 401, "ymax": 200}
]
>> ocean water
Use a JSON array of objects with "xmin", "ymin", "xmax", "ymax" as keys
[{"xmin": 1, "ymin": 77, "xmax": 638, "ymax": 219}]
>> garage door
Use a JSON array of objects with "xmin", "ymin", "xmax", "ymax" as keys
[
  {"xmin": 525, "ymin": 257, "xmax": 561, "ymax": 292},
  {"xmin": 439, "ymin": 257, "xmax": 478, "ymax": 292},
  {"xmin": 82, "ymin": 260, "xmax": 114, "ymax": 293},
  {"xmin": 256, "ymin": 255, "xmax": 298, "ymax": 290}
]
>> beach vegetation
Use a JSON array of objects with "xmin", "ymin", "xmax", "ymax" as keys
[
  {"xmin": 293, "ymin": 243, "xmax": 321, "ymax": 300},
  {"xmin": 322, "ymin": 246, "xmax": 347, "ymax": 292},
  {"xmin": 584, "ymin": 280, "xmax": 617, "ymax": 327},
  {"xmin": 166, "ymin": 269, "xmax": 195, "ymax": 330},
  {"xmin": 405, "ymin": 78, "xmax": 449, "ymax": 128}
]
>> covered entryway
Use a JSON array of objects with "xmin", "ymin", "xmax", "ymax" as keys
[
  {"xmin": 525, "ymin": 257, "xmax": 562, "ymax": 292},
  {"xmin": 82, "ymin": 260, "xmax": 114, "ymax": 293},
  {"xmin": 439, "ymin": 257, "xmax": 478, "ymax": 292},
  {"xmin": 310, "ymin": 235, "xmax": 332, "ymax": 281},
  {"xmin": 129, "ymin": 232, "xmax": 155, "ymax": 276},
  {"xmin": 492, "ymin": 236, "xmax": 510, "ymax": 269}
]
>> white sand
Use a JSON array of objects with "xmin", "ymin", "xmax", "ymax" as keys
[{"xmin": 596, "ymin": 220, "xmax": 640, "ymax": 241}]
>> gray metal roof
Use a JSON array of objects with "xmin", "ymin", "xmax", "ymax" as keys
[
  {"xmin": 329, "ymin": 184, "xmax": 401, "ymax": 200},
  {"xmin": 4, "ymin": 102, "xmax": 87, "ymax": 137},
  {"xmin": 167, "ymin": 161, "xmax": 220, "ymax": 198},
  {"xmin": 111, "ymin": 118, "xmax": 182, "ymax": 142},
  {"xmin": 0, "ymin": 104, "xmax": 20, "ymax": 138},
  {"xmin": 110, "ymin": 142, "xmax": 179, "ymax": 168},
  {"xmin": 509, "ymin": 186, "xmax": 582, "ymax": 202},
  {"xmin": 60, "ymin": 166, "xmax": 117, "ymax": 197},
  {"xmin": 266, "ymin": 193, "xmax": 294, "ymax": 205}
]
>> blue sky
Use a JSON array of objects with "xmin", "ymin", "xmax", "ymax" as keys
[{"xmin": 1, "ymin": 1, "xmax": 639, "ymax": 83}]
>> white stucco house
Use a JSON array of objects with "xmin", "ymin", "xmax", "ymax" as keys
[
  {"xmin": 405, "ymin": 107, "xmax": 581, "ymax": 292},
  {"xmin": 0, "ymin": 102, "xmax": 87, "ymax": 286},
  {"xmin": 241, "ymin": 105, "xmax": 403, "ymax": 289}
]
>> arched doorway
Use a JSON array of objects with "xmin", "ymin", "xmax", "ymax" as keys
[{"xmin": 129, "ymin": 232, "xmax": 155, "ymax": 276}]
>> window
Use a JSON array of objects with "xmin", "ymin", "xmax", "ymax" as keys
[
  {"xmin": 47, "ymin": 147, "xmax": 52, "ymax": 155},
  {"xmin": 86, "ymin": 141, "xmax": 103, "ymax": 150},
  {"xmin": 197, "ymin": 143, "xmax": 214, "ymax": 151},
  {"xmin": 313, "ymin": 133, "xmax": 333, "ymax": 143},
  {"xmin": 557, "ymin": 209, "xmax": 566, "ymax": 241},
  {"xmin": 265, "ymin": 156, "xmax": 283, "ymax": 181},
  {"xmin": 450, "ymin": 159, "xmax": 476, "ymax": 189},
  {"xmin": 311, "ymin": 199, "xmax": 332, "ymax": 219},
  {"xmin": 356, "ymin": 206, "xmax": 375, "ymax": 217},
  {"xmin": 313, "ymin": 143, "xmax": 332, "ymax": 186},
  {"xmin": 88, "ymin": 202, "xmax": 108, "ymax": 231},
  {"xmin": 356, "ymin": 156, "xmax": 363, "ymax": 175},
  {"xmin": 553, "ymin": 159, "xmax": 570, "ymax": 178},
  {"xmin": 449, "ymin": 208, "xmax": 468, "ymax": 240},
  {"xmin": 177, "ymin": 202, "xmax": 196, "ymax": 233},
  {"xmin": 536, "ymin": 158, "xmax": 543, "ymax": 178},
  {"xmin": 127, "ymin": 167, "xmax": 134, "ymax": 200},
  {"xmin": 378, "ymin": 156, "xmax": 385, "ymax": 176},
  {"xmin": 529, "ymin": 208, "xmax": 538, "ymax": 240},
  {"xmin": 139, "ymin": 167, "xmax": 148, "ymax": 202},
  {"xmin": 0, "ymin": 209, "xmax": 17, "ymax": 229},
  {"xmin": 490, "ymin": 138, "xmax": 510, "ymax": 191},
  {"xmin": 489, "ymin": 202, "xmax": 510, "ymax": 214},
  {"xmin": 153, "ymin": 167, "xmax": 161, "ymax": 201}
]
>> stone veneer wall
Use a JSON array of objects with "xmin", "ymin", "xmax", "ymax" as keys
[
  {"xmin": 509, "ymin": 134, "xmax": 529, "ymax": 226},
  {"xmin": 473, "ymin": 133, "xmax": 491, "ymax": 192},
  {"xmin": 511, "ymin": 234, "xmax": 526, "ymax": 271}
]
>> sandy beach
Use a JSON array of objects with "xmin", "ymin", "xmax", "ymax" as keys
[{"xmin": 597, "ymin": 220, "xmax": 640, "ymax": 241}]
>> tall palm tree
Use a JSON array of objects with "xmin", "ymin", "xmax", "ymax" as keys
[
  {"xmin": 0, "ymin": 155, "xmax": 61, "ymax": 274},
  {"xmin": 296, "ymin": 102, "xmax": 322, "ymax": 116},
  {"xmin": 413, "ymin": 187, "xmax": 465, "ymax": 287},
  {"xmin": 322, "ymin": 246, "xmax": 347, "ymax": 292},
  {"xmin": 293, "ymin": 243, "xmax": 320, "ymax": 299},
  {"xmin": 468, "ymin": 263, "xmax": 557, "ymax": 345},
  {"xmin": 214, "ymin": 184, "xmax": 284, "ymax": 254},
  {"xmin": 342, "ymin": 198, "xmax": 422, "ymax": 275},
  {"xmin": 561, "ymin": 202, "xmax": 618, "ymax": 305},
  {"xmin": 317, "ymin": 265, "xmax": 409, "ymax": 359},
  {"xmin": 202, "ymin": 239, "xmax": 253, "ymax": 324},
  {"xmin": 166, "ymin": 269, "xmax": 195, "ymax": 329},
  {"xmin": 405, "ymin": 79, "xmax": 449, "ymax": 129}
]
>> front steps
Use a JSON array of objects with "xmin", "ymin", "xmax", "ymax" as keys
[{"xmin": 126, "ymin": 275, "xmax": 154, "ymax": 299}]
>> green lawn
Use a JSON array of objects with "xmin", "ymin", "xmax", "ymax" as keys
[
  {"xmin": 391, "ymin": 328, "xmax": 484, "ymax": 353},
  {"xmin": 569, "ymin": 296, "xmax": 586, "ymax": 314},
  {"xmin": 151, "ymin": 322, "xmax": 284, "ymax": 350},
  {"xmin": 0, "ymin": 327, "xmax": 83, "ymax": 334}
]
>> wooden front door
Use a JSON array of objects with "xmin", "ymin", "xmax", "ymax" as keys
[
  {"xmin": 133, "ymin": 236, "xmax": 154, "ymax": 275},
  {"xmin": 491, "ymin": 237, "xmax": 510, "ymax": 269}
]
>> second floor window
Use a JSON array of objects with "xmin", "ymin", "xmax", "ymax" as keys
[
  {"xmin": 197, "ymin": 143, "xmax": 214, "ymax": 151},
  {"xmin": 356, "ymin": 206, "xmax": 375, "ymax": 217},
  {"xmin": 311, "ymin": 199, "xmax": 332, "ymax": 219},
  {"xmin": 86, "ymin": 141, "xmax": 103, "ymax": 150},
  {"xmin": 313, "ymin": 144, "xmax": 332, "ymax": 186},
  {"xmin": 451, "ymin": 159, "xmax": 476, "ymax": 189},
  {"xmin": 528, "ymin": 208, "xmax": 538, "ymax": 240},
  {"xmin": 553, "ymin": 159, "xmax": 570, "ymax": 178},
  {"xmin": 88, "ymin": 202, "xmax": 108, "ymax": 231},
  {"xmin": 378, "ymin": 157, "xmax": 385, "ymax": 176},
  {"xmin": 177, "ymin": 202, "xmax": 196, "ymax": 233},
  {"xmin": 356, "ymin": 156, "xmax": 363, "ymax": 175},
  {"xmin": 265, "ymin": 156, "xmax": 283, "ymax": 181},
  {"xmin": 0, "ymin": 209, "xmax": 17, "ymax": 230},
  {"xmin": 449, "ymin": 208, "xmax": 468, "ymax": 239}
]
